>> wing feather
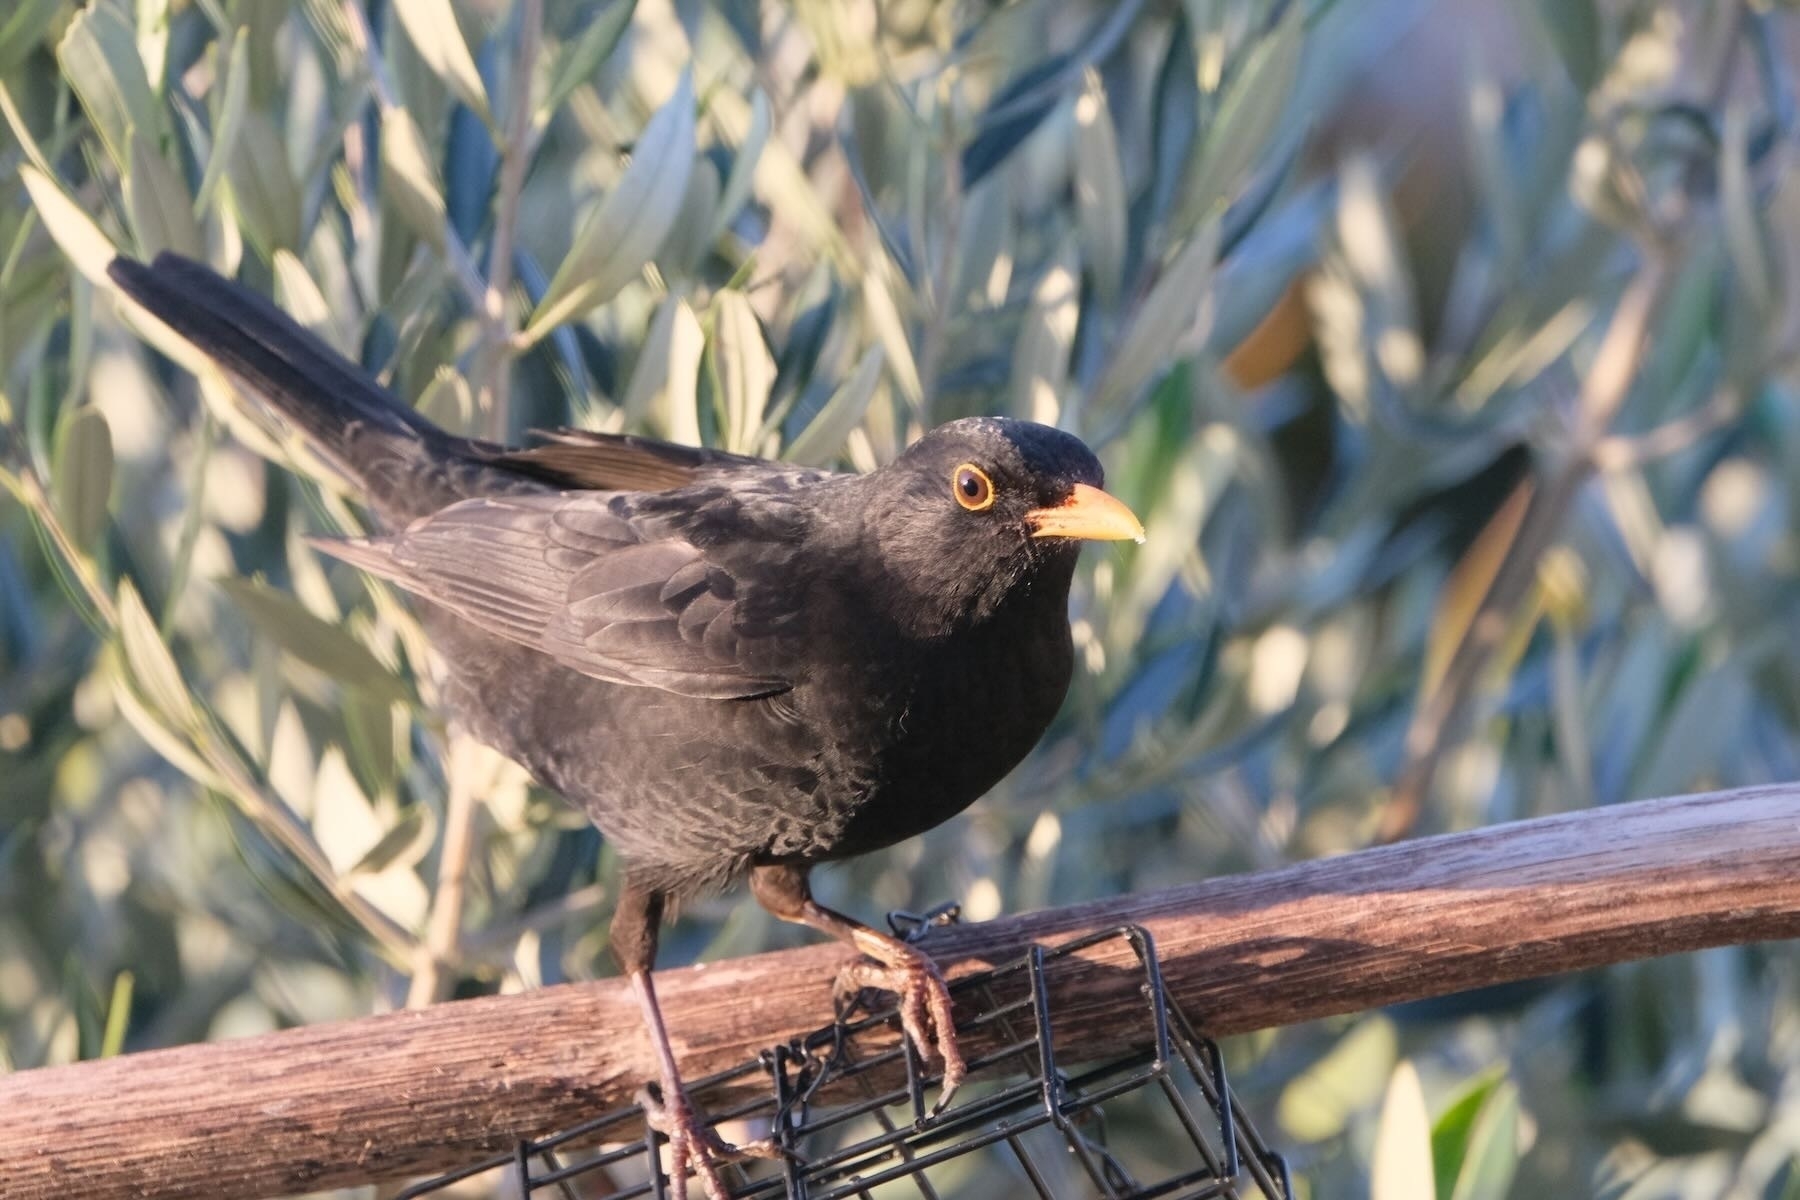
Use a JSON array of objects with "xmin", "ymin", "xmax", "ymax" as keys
[{"xmin": 313, "ymin": 492, "xmax": 796, "ymax": 699}]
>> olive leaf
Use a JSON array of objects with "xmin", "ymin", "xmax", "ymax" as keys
[
  {"xmin": 1167, "ymin": 8, "xmax": 1303, "ymax": 243},
  {"xmin": 117, "ymin": 578, "xmax": 197, "ymax": 728},
  {"xmin": 1074, "ymin": 69, "xmax": 1126, "ymax": 305},
  {"xmin": 217, "ymin": 578, "xmax": 410, "ymax": 703},
  {"xmin": 52, "ymin": 406, "xmax": 114, "ymax": 555},
  {"xmin": 711, "ymin": 88, "xmax": 771, "ymax": 241},
  {"xmin": 539, "ymin": 0, "xmax": 637, "ymax": 126},
  {"xmin": 710, "ymin": 290, "xmax": 776, "ymax": 455},
  {"xmin": 126, "ymin": 132, "xmax": 204, "ymax": 260},
  {"xmin": 194, "ymin": 28, "xmax": 250, "ymax": 214},
  {"xmin": 623, "ymin": 295, "xmax": 706, "ymax": 445},
  {"xmin": 1090, "ymin": 218, "xmax": 1219, "ymax": 416},
  {"xmin": 56, "ymin": 3, "xmax": 162, "ymax": 174},
  {"xmin": 784, "ymin": 345, "xmax": 885, "ymax": 466},
  {"xmin": 225, "ymin": 110, "xmax": 302, "ymax": 257},
  {"xmin": 523, "ymin": 73, "xmax": 696, "ymax": 344},
  {"xmin": 20, "ymin": 166, "xmax": 118, "ymax": 289},
  {"xmin": 380, "ymin": 105, "xmax": 449, "ymax": 251},
  {"xmin": 390, "ymin": 0, "xmax": 492, "ymax": 124}
]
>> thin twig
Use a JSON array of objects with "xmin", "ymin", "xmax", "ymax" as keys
[{"xmin": 407, "ymin": 733, "xmax": 485, "ymax": 1006}]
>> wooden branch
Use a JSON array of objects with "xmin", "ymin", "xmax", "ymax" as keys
[{"xmin": 8, "ymin": 784, "xmax": 1800, "ymax": 1200}]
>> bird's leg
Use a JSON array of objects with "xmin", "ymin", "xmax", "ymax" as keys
[
  {"xmin": 749, "ymin": 865, "xmax": 967, "ymax": 1106},
  {"xmin": 612, "ymin": 883, "xmax": 781, "ymax": 1200}
]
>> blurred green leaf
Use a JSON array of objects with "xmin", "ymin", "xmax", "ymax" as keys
[
  {"xmin": 416, "ymin": 365, "xmax": 476, "ymax": 434},
  {"xmin": 710, "ymin": 289, "xmax": 776, "ymax": 454},
  {"xmin": 380, "ymin": 106, "xmax": 448, "ymax": 251},
  {"xmin": 0, "ymin": 0, "xmax": 62, "ymax": 76},
  {"xmin": 20, "ymin": 165, "xmax": 119, "ymax": 289},
  {"xmin": 1011, "ymin": 240, "xmax": 1079, "ymax": 423},
  {"xmin": 660, "ymin": 158, "xmax": 720, "ymax": 277},
  {"xmin": 1090, "ymin": 218, "xmax": 1219, "ymax": 416},
  {"xmin": 391, "ymin": 0, "xmax": 491, "ymax": 124},
  {"xmin": 960, "ymin": 52, "xmax": 1071, "ymax": 189},
  {"xmin": 272, "ymin": 250, "xmax": 341, "ymax": 347},
  {"xmin": 100, "ymin": 970, "xmax": 134, "ymax": 1058},
  {"xmin": 524, "ymin": 73, "xmax": 696, "ymax": 344},
  {"xmin": 65, "ymin": 957, "xmax": 105, "ymax": 1062},
  {"xmin": 194, "ymin": 29, "xmax": 250, "ymax": 214},
  {"xmin": 125, "ymin": 132, "xmax": 204, "ymax": 260},
  {"xmin": 117, "ymin": 579, "xmax": 197, "ymax": 728},
  {"xmin": 1168, "ymin": 6, "xmax": 1302, "ymax": 243},
  {"xmin": 1531, "ymin": 0, "xmax": 1601, "ymax": 92},
  {"xmin": 349, "ymin": 802, "xmax": 435, "ymax": 875},
  {"xmin": 1633, "ymin": 653, "xmax": 1750, "ymax": 800},
  {"xmin": 1448, "ymin": 1081, "xmax": 1520, "ymax": 1200},
  {"xmin": 623, "ymin": 295, "xmax": 705, "ymax": 444},
  {"xmin": 1431, "ymin": 1069, "xmax": 1506, "ymax": 1200},
  {"xmin": 540, "ymin": 0, "xmax": 637, "ymax": 126},
  {"xmin": 109, "ymin": 657, "xmax": 222, "ymax": 789},
  {"xmin": 56, "ymin": 2, "xmax": 162, "ymax": 174},
  {"xmin": 861, "ymin": 268, "xmax": 922, "ymax": 412},
  {"xmin": 1722, "ymin": 104, "xmax": 1772, "ymax": 318},
  {"xmin": 51, "ymin": 406, "xmax": 113, "ymax": 556},
  {"xmin": 225, "ymin": 110, "xmax": 301, "ymax": 257},
  {"xmin": 784, "ymin": 345, "xmax": 885, "ymax": 466},
  {"xmin": 343, "ymin": 689, "xmax": 400, "ymax": 799},
  {"xmin": 1074, "ymin": 69, "xmax": 1126, "ymax": 306},
  {"xmin": 1278, "ymin": 1016, "xmax": 1398, "ymax": 1142},
  {"xmin": 712, "ymin": 88, "xmax": 771, "ymax": 242},
  {"xmin": 217, "ymin": 578, "xmax": 409, "ymax": 702}
]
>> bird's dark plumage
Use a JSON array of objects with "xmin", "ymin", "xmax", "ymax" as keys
[
  {"xmin": 112, "ymin": 252, "xmax": 1136, "ymax": 899},
  {"xmin": 108, "ymin": 252, "xmax": 1142, "ymax": 1190}
]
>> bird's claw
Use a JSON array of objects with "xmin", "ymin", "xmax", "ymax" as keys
[
  {"xmin": 637, "ymin": 1083, "xmax": 784, "ymax": 1200},
  {"xmin": 834, "ymin": 954, "xmax": 967, "ymax": 1114}
]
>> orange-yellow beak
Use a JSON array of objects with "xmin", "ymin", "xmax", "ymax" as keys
[{"xmin": 1025, "ymin": 483, "xmax": 1146, "ymax": 543}]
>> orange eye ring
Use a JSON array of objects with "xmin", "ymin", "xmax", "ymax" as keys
[{"xmin": 952, "ymin": 463, "xmax": 995, "ymax": 511}]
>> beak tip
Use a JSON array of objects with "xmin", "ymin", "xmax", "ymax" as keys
[{"xmin": 1025, "ymin": 483, "xmax": 1147, "ymax": 543}]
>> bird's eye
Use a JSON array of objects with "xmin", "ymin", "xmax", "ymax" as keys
[{"xmin": 952, "ymin": 464, "xmax": 995, "ymax": 511}]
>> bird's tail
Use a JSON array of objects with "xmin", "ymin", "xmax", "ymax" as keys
[{"xmin": 107, "ymin": 252, "xmax": 479, "ymax": 524}]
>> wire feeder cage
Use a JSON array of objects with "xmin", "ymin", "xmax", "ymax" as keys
[{"xmin": 398, "ymin": 917, "xmax": 1293, "ymax": 1200}]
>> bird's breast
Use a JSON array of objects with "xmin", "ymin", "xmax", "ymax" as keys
[{"xmin": 804, "ymin": 600, "xmax": 1075, "ymax": 860}]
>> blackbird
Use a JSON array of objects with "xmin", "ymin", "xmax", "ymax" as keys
[{"xmin": 109, "ymin": 252, "xmax": 1144, "ymax": 1198}]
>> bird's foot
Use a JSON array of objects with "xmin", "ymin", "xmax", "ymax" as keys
[
  {"xmin": 834, "ymin": 948, "xmax": 967, "ymax": 1112},
  {"xmin": 637, "ymin": 1083, "xmax": 783, "ymax": 1200}
]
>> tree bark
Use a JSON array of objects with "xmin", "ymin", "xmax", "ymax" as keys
[{"xmin": 5, "ymin": 784, "xmax": 1799, "ymax": 1199}]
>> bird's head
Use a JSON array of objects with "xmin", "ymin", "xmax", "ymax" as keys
[{"xmin": 854, "ymin": 417, "xmax": 1143, "ymax": 636}]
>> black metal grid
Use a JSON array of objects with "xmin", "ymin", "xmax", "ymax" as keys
[{"xmin": 398, "ymin": 920, "xmax": 1292, "ymax": 1199}]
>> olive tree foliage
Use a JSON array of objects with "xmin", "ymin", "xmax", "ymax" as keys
[{"xmin": 2, "ymin": 0, "xmax": 1799, "ymax": 1194}]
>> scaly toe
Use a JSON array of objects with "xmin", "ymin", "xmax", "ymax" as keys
[
  {"xmin": 636, "ymin": 1083, "xmax": 773, "ymax": 1200},
  {"xmin": 834, "ymin": 957, "xmax": 966, "ymax": 1112}
]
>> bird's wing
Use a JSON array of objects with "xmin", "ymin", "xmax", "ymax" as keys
[
  {"xmin": 475, "ymin": 428, "xmax": 769, "ymax": 492},
  {"xmin": 317, "ymin": 491, "xmax": 802, "ymax": 700}
]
